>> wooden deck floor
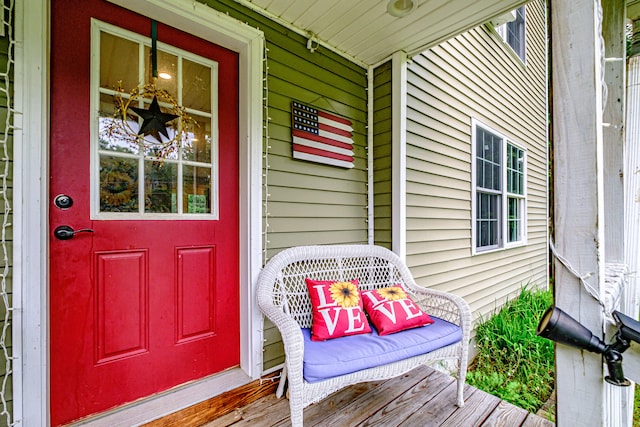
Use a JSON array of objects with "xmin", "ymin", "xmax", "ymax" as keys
[{"xmin": 203, "ymin": 365, "xmax": 554, "ymax": 427}]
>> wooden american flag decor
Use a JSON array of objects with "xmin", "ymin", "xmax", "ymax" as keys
[{"xmin": 291, "ymin": 101, "xmax": 354, "ymax": 169}]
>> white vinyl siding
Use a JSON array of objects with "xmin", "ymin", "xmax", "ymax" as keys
[{"xmin": 404, "ymin": 0, "xmax": 547, "ymax": 321}]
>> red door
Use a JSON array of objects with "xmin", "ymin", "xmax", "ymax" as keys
[{"xmin": 49, "ymin": 1, "xmax": 240, "ymax": 425}]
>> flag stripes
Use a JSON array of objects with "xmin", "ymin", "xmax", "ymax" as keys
[{"xmin": 291, "ymin": 101, "xmax": 354, "ymax": 168}]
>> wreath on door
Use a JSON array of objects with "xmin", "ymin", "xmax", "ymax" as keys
[{"xmin": 101, "ymin": 82, "xmax": 196, "ymax": 159}]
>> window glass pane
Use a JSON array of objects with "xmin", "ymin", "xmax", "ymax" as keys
[
  {"xmin": 183, "ymin": 59, "xmax": 212, "ymax": 113},
  {"xmin": 144, "ymin": 161, "xmax": 177, "ymax": 213},
  {"xmin": 99, "ymin": 93, "xmax": 140, "ymax": 154},
  {"xmin": 144, "ymin": 46, "xmax": 178, "ymax": 95},
  {"xmin": 476, "ymin": 128, "xmax": 502, "ymax": 191},
  {"xmin": 507, "ymin": 144, "xmax": 524, "ymax": 195},
  {"xmin": 508, "ymin": 197, "xmax": 521, "ymax": 242},
  {"xmin": 491, "ymin": 163, "xmax": 501, "ymax": 191},
  {"xmin": 100, "ymin": 31, "xmax": 139, "ymax": 91},
  {"xmin": 491, "ymin": 137, "xmax": 502, "ymax": 163},
  {"xmin": 476, "ymin": 192, "xmax": 500, "ymax": 248},
  {"xmin": 476, "ymin": 158, "xmax": 483, "ymax": 186},
  {"xmin": 183, "ymin": 165, "xmax": 211, "ymax": 213},
  {"xmin": 100, "ymin": 155, "xmax": 139, "ymax": 212},
  {"xmin": 182, "ymin": 114, "xmax": 212, "ymax": 163},
  {"xmin": 489, "ymin": 220, "xmax": 498, "ymax": 245}
]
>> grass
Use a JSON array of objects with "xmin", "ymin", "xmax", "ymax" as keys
[
  {"xmin": 635, "ymin": 384, "xmax": 640, "ymax": 427},
  {"xmin": 466, "ymin": 286, "xmax": 555, "ymax": 415}
]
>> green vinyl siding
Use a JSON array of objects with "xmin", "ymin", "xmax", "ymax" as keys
[
  {"xmin": 200, "ymin": 0, "xmax": 368, "ymax": 370},
  {"xmin": 373, "ymin": 61, "xmax": 392, "ymax": 250},
  {"xmin": 404, "ymin": 0, "xmax": 548, "ymax": 324}
]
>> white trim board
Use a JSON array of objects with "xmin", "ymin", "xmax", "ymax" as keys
[
  {"xmin": 391, "ymin": 51, "xmax": 407, "ymax": 261},
  {"xmin": 17, "ymin": 0, "xmax": 265, "ymax": 425},
  {"xmin": 15, "ymin": 0, "xmax": 50, "ymax": 425}
]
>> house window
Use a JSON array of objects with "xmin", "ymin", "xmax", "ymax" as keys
[
  {"xmin": 495, "ymin": 6, "xmax": 526, "ymax": 62},
  {"xmin": 473, "ymin": 121, "xmax": 527, "ymax": 253}
]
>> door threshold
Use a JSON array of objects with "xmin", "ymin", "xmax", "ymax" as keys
[{"xmin": 69, "ymin": 368, "xmax": 252, "ymax": 427}]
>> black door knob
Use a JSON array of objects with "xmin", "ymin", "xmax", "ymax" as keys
[{"xmin": 53, "ymin": 225, "xmax": 94, "ymax": 240}]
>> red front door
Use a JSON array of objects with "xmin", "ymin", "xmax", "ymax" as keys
[{"xmin": 49, "ymin": 1, "xmax": 240, "ymax": 425}]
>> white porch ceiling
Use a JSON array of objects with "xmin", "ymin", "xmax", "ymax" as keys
[{"xmin": 234, "ymin": 0, "xmax": 531, "ymax": 66}]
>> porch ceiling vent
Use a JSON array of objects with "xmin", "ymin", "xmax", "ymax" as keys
[{"xmin": 387, "ymin": 0, "xmax": 417, "ymax": 18}]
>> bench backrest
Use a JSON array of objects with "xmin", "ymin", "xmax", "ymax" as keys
[{"xmin": 257, "ymin": 245, "xmax": 415, "ymax": 328}]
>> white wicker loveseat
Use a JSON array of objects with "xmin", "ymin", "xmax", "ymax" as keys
[{"xmin": 257, "ymin": 244, "xmax": 471, "ymax": 426}]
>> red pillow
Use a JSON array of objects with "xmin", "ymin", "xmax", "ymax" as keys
[
  {"xmin": 361, "ymin": 285, "xmax": 434, "ymax": 335},
  {"xmin": 305, "ymin": 278, "xmax": 371, "ymax": 341}
]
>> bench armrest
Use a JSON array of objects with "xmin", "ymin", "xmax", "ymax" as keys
[
  {"xmin": 408, "ymin": 286, "xmax": 471, "ymax": 329},
  {"xmin": 257, "ymin": 268, "xmax": 306, "ymax": 385}
]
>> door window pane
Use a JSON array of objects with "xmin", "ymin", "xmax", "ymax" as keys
[
  {"xmin": 183, "ymin": 165, "xmax": 211, "ymax": 214},
  {"xmin": 144, "ymin": 46, "xmax": 178, "ymax": 95},
  {"xmin": 100, "ymin": 32, "xmax": 139, "ymax": 91},
  {"xmin": 100, "ymin": 155, "xmax": 139, "ymax": 212},
  {"xmin": 183, "ymin": 59, "xmax": 212, "ymax": 113},
  {"xmin": 99, "ymin": 93, "xmax": 140, "ymax": 154},
  {"xmin": 145, "ymin": 161, "xmax": 177, "ymax": 213},
  {"xmin": 182, "ymin": 114, "xmax": 212, "ymax": 163}
]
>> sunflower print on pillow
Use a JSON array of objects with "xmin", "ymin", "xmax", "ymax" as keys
[
  {"xmin": 305, "ymin": 278, "xmax": 371, "ymax": 341},
  {"xmin": 361, "ymin": 284, "xmax": 434, "ymax": 336}
]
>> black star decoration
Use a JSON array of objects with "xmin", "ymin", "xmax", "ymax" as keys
[{"xmin": 129, "ymin": 95, "xmax": 179, "ymax": 141}]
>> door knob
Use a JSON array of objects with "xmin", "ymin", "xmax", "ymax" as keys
[{"xmin": 54, "ymin": 225, "xmax": 94, "ymax": 240}]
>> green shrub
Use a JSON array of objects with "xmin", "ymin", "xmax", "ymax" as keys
[{"xmin": 467, "ymin": 286, "xmax": 554, "ymax": 413}]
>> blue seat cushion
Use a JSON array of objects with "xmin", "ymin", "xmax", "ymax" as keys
[{"xmin": 302, "ymin": 316, "xmax": 462, "ymax": 383}]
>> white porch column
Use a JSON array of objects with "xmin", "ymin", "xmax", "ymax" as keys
[
  {"xmin": 625, "ymin": 8, "xmax": 640, "ymax": 347},
  {"xmin": 620, "ymin": 7, "xmax": 640, "ymax": 400},
  {"xmin": 602, "ymin": 1, "xmax": 632, "ymax": 425},
  {"xmin": 551, "ymin": 0, "xmax": 606, "ymax": 425}
]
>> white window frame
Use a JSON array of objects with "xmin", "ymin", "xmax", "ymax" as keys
[
  {"xmin": 494, "ymin": 5, "xmax": 526, "ymax": 63},
  {"xmin": 90, "ymin": 20, "xmax": 220, "ymax": 220},
  {"xmin": 471, "ymin": 119, "xmax": 527, "ymax": 255}
]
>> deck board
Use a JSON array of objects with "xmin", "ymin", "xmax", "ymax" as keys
[
  {"xmin": 305, "ymin": 367, "xmax": 434, "ymax": 427},
  {"xmin": 439, "ymin": 387, "xmax": 501, "ymax": 427},
  {"xmin": 201, "ymin": 366, "xmax": 554, "ymax": 427},
  {"xmin": 479, "ymin": 400, "xmax": 529, "ymax": 426},
  {"xmin": 359, "ymin": 368, "xmax": 454, "ymax": 426},
  {"xmin": 398, "ymin": 381, "xmax": 469, "ymax": 427}
]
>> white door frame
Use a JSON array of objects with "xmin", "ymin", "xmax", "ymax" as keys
[{"xmin": 15, "ymin": 0, "xmax": 264, "ymax": 425}]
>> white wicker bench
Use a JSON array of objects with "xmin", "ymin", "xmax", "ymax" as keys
[{"xmin": 257, "ymin": 244, "xmax": 471, "ymax": 427}]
